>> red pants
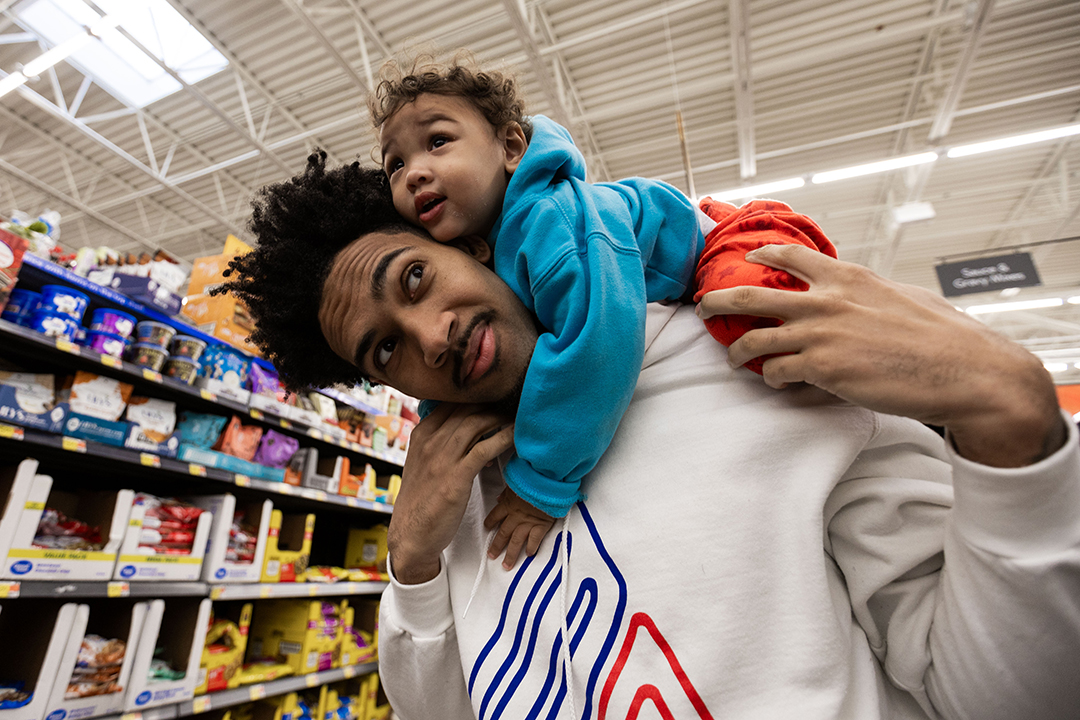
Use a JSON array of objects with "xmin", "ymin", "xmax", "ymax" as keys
[{"xmin": 693, "ymin": 198, "xmax": 837, "ymax": 374}]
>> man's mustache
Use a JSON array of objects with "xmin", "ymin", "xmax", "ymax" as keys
[{"xmin": 452, "ymin": 309, "xmax": 497, "ymax": 390}]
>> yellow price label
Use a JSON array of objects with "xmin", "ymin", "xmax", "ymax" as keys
[
  {"xmin": 209, "ymin": 586, "xmax": 225, "ymax": 600},
  {"xmin": 259, "ymin": 586, "xmax": 271, "ymax": 598},
  {"xmin": 189, "ymin": 463, "xmax": 207, "ymax": 477},
  {"xmin": 278, "ymin": 484, "xmax": 294, "ymax": 495},
  {"xmin": 56, "ymin": 339, "xmax": 80, "ymax": 355},
  {"xmin": 343, "ymin": 665, "xmax": 356, "ymax": 679},
  {"xmin": 129, "ymin": 517, "xmax": 143, "ymax": 527},
  {"xmin": 279, "ymin": 418, "xmax": 291, "ymax": 429},
  {"xmin": 107, "ymin": 582, "xmax": 129, "ymax": 597},
  {"xmin": 140, "ymin": 453, "xmax": 160, "ymax": 468},
  {"xmin": 120, "ymin": 712, "xmax": 142, "ymax": 720},
  {"xmin": 314, "ymin": 491, "xmax": 327, "ymax": 502},
  {"xmin": 200, "ymin": 389, "xmax": 217, "ymax": 402},
  {"xmin": 305, "ymin": 673, "xmax": 319, "ymax": 687},
  {"xmin": 100, "ymin": 355, "xmax": 122, "ymax": 368},
  {"xmin": 192, "ymin": 696, "xmax": 212, "ymax": 714},
  {"xmin": 249, "ymin": 409, "xmax": 264, "ymax": 420},
  {"xmin": 346, "ymin": 497, "xmax": 360, "ymax": 508},
  {"xmin": 308, "ymin": 584, "xmax": 319, "ymax": 596},
  {"xmin": 248, "ymin": 685, "xmax": 266, "ymax": 701},
  {"xmin": 142, "ymin": 368, "xmax": 162, "ymax": 382},
  {"xmin": 308, "ymin": 429, "xmax": 323, "ymax": 440},
  {"xmin": 0, "ymin": 582, "xmax": 20, "ymax": 598},
  {"xmin": 0, "ymin": 424, "xmax": 22, "ymax": 440},
  {"xmin": 61, "ymin": 436, "xmax": 86, "ymax": 453},
  {"xmin": 24, "ymin": 500, "xmax": 44, "ymax": 511},
  {"xmin": 234, "ymin": 474, "xmax": 251, "ymax": 487}
]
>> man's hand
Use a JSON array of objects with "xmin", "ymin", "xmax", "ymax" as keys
[
  {"xmin": 388, "ymin": 402, "xmax": 515, "ymax": 584},
  {"xmin": 484, "ymin": 487, "xmax": 555, "ymax": 570},
  {"xmin": 696, "ymin": 244, "xmax": 1066, "ymax": 468}
]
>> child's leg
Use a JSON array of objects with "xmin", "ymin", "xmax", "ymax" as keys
[{"xmin": 693, "ymin": 198, "xmax": 837, "ymax": 374}]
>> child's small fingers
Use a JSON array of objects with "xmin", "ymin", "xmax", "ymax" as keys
[
  {"xmin": 526, "ymin": 525, "xmax": 547, "ymax": 556},
  {"xmin": 484, "ymin": 505, "xmax": 508, "ymax": 530},
  {"xmin": 487, "ymin": 524, "xmax": 512, "ymax": 558},
  {"xmin": 502, "ymin": 526, "xmax": 531, "ymax": 570}
]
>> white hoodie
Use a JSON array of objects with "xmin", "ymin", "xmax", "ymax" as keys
[{"xmin": 379, "ymin": 304, "xmax": 1080, "ymax": 720}]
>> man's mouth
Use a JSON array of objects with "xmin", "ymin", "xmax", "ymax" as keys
[
  {"xmin": 415, "ymin": 193, "xmax": 445, "ymax": 223},
  {"xmin": 454, "ymin": 310, "xmax": 497, "ymax": 389}
]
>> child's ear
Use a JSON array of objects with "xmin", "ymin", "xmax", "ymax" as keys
[
  {"xmin": 502, "ymin": 122, "xmax": 528, "ymax": 174},
  {"xmin": 451, "ymin": 234, "xmax": 493, "ymax": 265}
]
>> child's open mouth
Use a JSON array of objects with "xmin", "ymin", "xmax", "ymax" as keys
[{"xmin": 416, "ymin": 194, "xmax": 445, "ymax": 223}]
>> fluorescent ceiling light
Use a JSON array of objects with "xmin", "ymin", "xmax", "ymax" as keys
[
  {"xmin": 1068, "ymin": 296, "xmax": 1080, "ymax": 305},
  {"xmin": 811, "ymin": 152, "xmax": 939, "ymax": 184},
  {"xmin": 703, "ymin": 177, "xmax": 806, "ymax": 202},
  {"xmin": 1043, "ymin": 362, "xmax": 1069, "ymax": 373},
  {"xmin": 947, "ymin": 124, "xmax": 1080, "ymax": 158},
  {"xmin": 14, "ymin": 0, "xmax": 228, "ymax": 109},
  {"xmin": 965, "ymin": 297, "xmax": 1064, "ymax": 315},
  {"xmin": 0, "ymin": 72, "xmax": 28, "ymax": 98}
]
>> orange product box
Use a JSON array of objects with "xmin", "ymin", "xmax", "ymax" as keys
[
  {"xmin": 182, "ymin": 293, "xmax": 254, "ymax": 329},
  {"xmin": 186, "ymin": 235, "xmax": 253, "ymax": 296}
]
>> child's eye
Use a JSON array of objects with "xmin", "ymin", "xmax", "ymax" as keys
[
  {"xmin": 431, "ymin": 136, "xmax": 448, "ymax": 149},
  {"xmin": 375, "ymin": 338, "xmax": 396, "ymax": 369},
  {"xmin": 405, "ymin": 264, "xmax": 423, "ymax": 296},
  {"xmin": 387, "ymin": 158, "xmax": 403, "ymax": 174}
]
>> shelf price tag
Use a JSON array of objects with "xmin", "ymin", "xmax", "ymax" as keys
[
  {"xmin": 314, "ymin": 491, "xmax": 327, "ymax": 502},
  {"xmin": 234, "ymin": 474, "xmax": 251, "ymax": 487},
  {"xmin": 107, "ymin": 582, "xmax": 130, "ymax": 597},
  {"xmin": 209, "ymin": 586, "xmax": 225, "ymax": 600},
  {"xmin": 200, "ymin": 389, "xmax": 217, "ymax": 402},
  {"xmin": 189, "ymin": 464, "xmax": 207, "ymax": 477},
  {"xmin": 249, "ymin": 409, "xmax": 264, "ymax": 420},
  {"xmin": 279, "ymin": 418, "xmax": 291, "ymax": 429},
  {"xmin": 308, "ymin": 584, "xmax": 319, "ymax": 596},
  {"xmin": 346, "ymin": 497, "xmax": 360, "ymax": 508},
  {"xmin": 55, "ymin": 339, "xmax": 80, "ymax": 355},
  {"xmin": 62, "ymin": 437, "xmax": 86, "ymax": 453},
  {"xmin": 141, "ymin": 368, "xmax": 162, "ymax": 382},
  {"xmin": 305, "ymin": 673, "xmax": 319, "ymax": 687},
  {"xmin": 192, "ymin": 696, "xmax": 212, "ymax": 714},
  {"xmin": 100, "ymin": 355, "xmax": 122, "ymax": 369},
  {"xmin": 343, "ymin": 665, "xmax": 357, "ymax": 679},
  {"xmin": 248, "ymin": 685, "xmax": 266, "ymax": 701},
  {"xmin": 278, "ymin": 484, "xmax": 293, "ymax": 495},
  {"xmin": 307, "ymin": 428, "xmax": 323, "ymax": 440},
  {"xmin": 140, "ymin": 453, "xmax": 161, "ymax": 468},
  {"xmin": 120, "ymin": 712, "xmax": 142, "ymax": 720},
  {"xmin": 0, "ymin": 582, "xmax": 20, "ymax": 598},
  {"xmin": 0, "ymin": 424, "xmax": 24, "ymax": 441},
  {"xmin": 259, "ymin": 586, "xmax": 271, "ymax": 599}
]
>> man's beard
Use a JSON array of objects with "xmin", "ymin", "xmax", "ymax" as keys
[{"xmin": 450, "ymin": 309, "xmax": 528, "ymax": 415}]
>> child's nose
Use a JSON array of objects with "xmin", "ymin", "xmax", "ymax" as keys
[{"xmin": 406, "ymin": 164, "xmax": 430, "ymax": 191}]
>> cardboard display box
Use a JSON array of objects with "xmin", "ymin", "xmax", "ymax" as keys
[
  {"xmin": 193, "ymin": 602, "xmax": 253, "ymax": 695},
  {"xmin": 195, "ymin": 494, "xmax": 272, "ymax": 584},
  {"xmin": 44, "ymin": 601, "xmax": 149, "ymax": 720},
  {"xmin": 124, "ymin": 598, "xmax": 212, "ymax": 710},
  {"xmin": 113, "ymin": 498, "xmax": 213, "ymax": 582},
  {"xmin": 1, "ymin": 468, "xmax": 132, "ymax": 581},
  {"xmin": 247, "ymin": 599, "xmax": 346, "ymax": 675},
  {"xmin": 0, "ymin": 601, "xmax": 82, "ymax": 720},
  {"xmin": 258, "ymin": 510, "xmax": 314, "ymax": 583}
]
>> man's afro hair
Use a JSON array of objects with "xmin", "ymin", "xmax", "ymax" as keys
[{"xmin": 215, "ymin": 150, "xmax": 415, "ymax": 391}]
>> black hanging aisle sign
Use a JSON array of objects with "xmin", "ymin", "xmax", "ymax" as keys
[{"xmin": 935, "ymin": 252, "xmax": 1042, "ymax": 297}]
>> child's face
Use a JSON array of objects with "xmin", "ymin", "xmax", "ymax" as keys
[{"xmin": 379, "ymin": 94, "xmax": 526, "ymax": 242}]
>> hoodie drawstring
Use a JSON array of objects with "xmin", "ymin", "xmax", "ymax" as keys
[
  {"xmin": 559, "ymin": 511, "xmax": 576, "ymax": 720},
  {"xmin": 462, "ymin": 527, "xmax": 498, "ymax": 618}
]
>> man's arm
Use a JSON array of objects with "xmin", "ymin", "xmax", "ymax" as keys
[{"xmin": 696, "ymin": 243, "xmax": 1066, "ymax": 465}]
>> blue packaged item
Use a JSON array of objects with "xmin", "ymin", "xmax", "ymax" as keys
[
  {"xmin": 89, "ymin": 307, "xmax": 137, "ymax": 339},
  {"xmin": 28, "ymin": 310, "xmax": 79, "ymax": 340},
  {"xmin": 177, "ymin": 411, "xmax": 229, "ymax": 448},
  {"xmin": 39, "ymin": 284, "xmax": 89, "ymax": 320},
  {"xmin": 200, "ymin": 343, "xmax": 251, "ymax": 389},
  {"xmin": 1, "ymin": 288, "xmax": 40, "ymax": 325}
]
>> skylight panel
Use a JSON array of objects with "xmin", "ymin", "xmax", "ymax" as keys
[{"xmin": 15, "ymin": 0, "xmax": 228, "ymax": 109}]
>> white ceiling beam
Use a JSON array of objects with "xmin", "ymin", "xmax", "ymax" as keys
[
  {"xmin": 279, "ymin": 0, "xmax": 369, "ymax": 93},
  {"xmin": 500, "ymin": 0, "xmax": 573, "ymax": 131},
  {"xmin": 728, "ymin": 0, "xmax": 755, "ymax": 180}
]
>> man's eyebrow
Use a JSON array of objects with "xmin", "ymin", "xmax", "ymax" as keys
[{"xmin": 353, "ymin": 245, "xmax": 413, "ymax": 370}]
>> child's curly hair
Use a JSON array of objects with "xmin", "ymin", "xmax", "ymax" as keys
[
  {"xmin": 368, "ymin": 51, "xmax": 533, "ymax": 141},
  {"xmin": 213, "ymin": 150, "xmax": 417, "ymax": 391}
]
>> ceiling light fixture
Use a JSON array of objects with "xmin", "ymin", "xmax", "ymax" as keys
[
  {"xmin": 1043, "ymin": 362, "xmax": 1069, "ymax": 373},
  {"xmin": 965, "ymin": 297, "xmax": 1064, "ymax": 315},
  {"xmin": 811, "ymin": 152, "xmax": 939, "ymax": 184},
  {"xmin": 702, "ymin": 177, "xmax": 805, "ymax": 202},
  {"xmin": 0, "ymin": 72, "xmax": 28, "ymax": 98},
  {"xmin": 1, "ymin": 13, "xmax": 119, "ymax": 98},
  {"xmin": 946, "ymin": 123, "xmax": 1080, "ymax": 158}
]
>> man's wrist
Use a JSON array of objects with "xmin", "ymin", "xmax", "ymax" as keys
[{"xmin": 388, "ymin": 552, "xmax": 442, "ymax": 585}]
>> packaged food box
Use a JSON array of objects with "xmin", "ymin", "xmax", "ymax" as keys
[{"xmin": 185, "ymin": 235, "xmax": 251, "ymax": 296}]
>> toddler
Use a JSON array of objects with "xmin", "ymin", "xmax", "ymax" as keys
[{"xmin": 369, "ymin": 56, "xmax": 835, "ymax": 567}]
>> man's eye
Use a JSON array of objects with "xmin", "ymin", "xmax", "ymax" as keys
[
  {"xmin": 375, "ymin": 339, "xmax": 396, "ymax": 368},
  {"xmin": 406, "ymin": 265, "xmax": 423, "ymax": 296}
]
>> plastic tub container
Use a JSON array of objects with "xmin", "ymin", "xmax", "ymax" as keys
[
  {"xmin": 86, "ymin": 330, "xmax": 126, "ymax": 358},
  {"xmin": 169, "ymin": 335, "xmax": 207, "ymax": 361},
  {"xmin": 164, "ymin": 357, "xmax": 200, "ymax": 385},
  {"xmin": 1, "ymin": 288, "xmax": 40, "ymax": 324},
  {"xmin": 39, "ymin": 284, "xmax": 89, "ymax": 320},
  {"xmin": 90, "ymin": 308, "xmax": 137, "ymax": 339},
  {"xmin": 127, "ymin": 342, "xmax": 169, "ymax": 371},
  {"xmin": 28, "ymin": 309, "xmax": 79, "ymax": 339},
  {"xmin": 135, "ymin": 320, "xmax": 176, "ymax": 348}
]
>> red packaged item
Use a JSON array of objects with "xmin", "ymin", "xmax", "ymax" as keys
[
  {"xmin": 212, "ymin": 416, "xmax": 264, "ymax": 462},
  {"xmin": 33, "ymin": 508, "xmax": 103, "ymax": 550}
]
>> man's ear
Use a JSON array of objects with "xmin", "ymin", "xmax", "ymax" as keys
[
  {"xmin": 450, "ymin": 234, "xmax": 493, "ymax": 265},
  {"xmin": 501, "ymin": 122, "xmax": 528, "ymax": 174}
]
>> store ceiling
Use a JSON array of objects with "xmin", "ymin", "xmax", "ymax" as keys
[{"xmin": 0, "ymin": 0, "xmax": 1078, "ymax": 380}]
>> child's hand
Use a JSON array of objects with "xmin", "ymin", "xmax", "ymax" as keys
[{"xmin": 484, "ymin": 487, "xmax": 555, "ymax": 570}]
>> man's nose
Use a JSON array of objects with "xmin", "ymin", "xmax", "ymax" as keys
[{"xmin": 410, "ymin": 310, "xmax": 453, "ymax": 368}]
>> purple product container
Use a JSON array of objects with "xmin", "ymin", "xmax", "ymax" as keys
[
  {"xmin": 39, "ymin": 284, "xmax": 89, "ymax": 321},
  {"xmin": 127, "ymin": 342, "xmax": 169, "ymax": 371},
  {"xmin": 163, "ymin": 357, "xmax": 200, "ymax": 385},
  {"xmin": 28, "ymin": 310, "xmax": 79, "ymax": 340},
  {"xmin": 90, "ymin": 308, "xmax": 137, "ymax": 339},
  {"xmin": 135, "ymin": 320, "xmax": 176, "ymax": 348},
  {"xmin": 169, "ymin": 335, "xmax": 207, "ymax": 361},
  {"xmin": 86, "ymin": 330, "xmax": 126, "ymax": 358}
]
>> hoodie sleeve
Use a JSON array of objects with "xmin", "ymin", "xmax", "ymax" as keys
[
  {"xmin": 824, "ymin": 412, "xmax": 1080, "ymax": 720},
  {"xmin": 499, "ymin": 196, "xmax": 648, "ymax": 518}
]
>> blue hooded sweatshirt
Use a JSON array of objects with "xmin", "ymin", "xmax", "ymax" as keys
[{"xmin": 486, "ymin": 115, "xmax": 704, "ymax": 517}]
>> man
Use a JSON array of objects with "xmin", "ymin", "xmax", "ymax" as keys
[{"xmin": 221, "ymin": 153, "xmax": 1079, "ymax": 720}]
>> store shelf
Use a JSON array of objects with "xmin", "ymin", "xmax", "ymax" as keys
[
  {"xmin": 105, "ymin": 705, "xmax": 179, "ymax": 720},
  {"xmin": 0, "ymin": 421, "xmax": 394, "ymax": 515},
  {"xmin": 0, "ymin": 579, "xmax": 387, "ymax": 600},
  {"xmin": 0, "ymin": 317, "xmax": 407, "ymax": 470}
]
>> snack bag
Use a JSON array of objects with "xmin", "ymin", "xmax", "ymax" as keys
[
  {"xmin": 69, "ymin": 371, "xmax": 132, "ymax": 421},
  {"xmin": 213, "ymin": 415, "xmax": 263, "ymax": 461},
  {"xmin": 177, "ymin": 411, "xmax": 228, "ymax": 448},
  {"xmin": 252, "ymin": 429, "xmax": 299, "ymax": 468},
  {"xmin": 126, "ymin": 397, "xmax": 177, "ymax": 443}
]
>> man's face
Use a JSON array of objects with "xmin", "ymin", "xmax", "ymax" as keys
[
  {"xmin": 319, "ymin": 230, "xmax": 538, "ymax": 404},
  {"xmin": 379, "ymin": 94, "xmax": 525, "ymax": 242}
]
